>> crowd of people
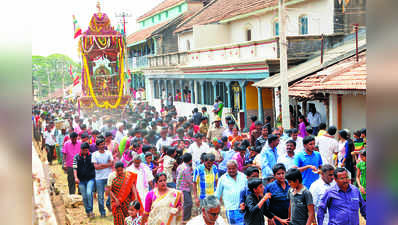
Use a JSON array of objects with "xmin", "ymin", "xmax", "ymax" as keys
[{"xmin": 32, "ymin": 100, "xmax": 367, "ymax": 225}]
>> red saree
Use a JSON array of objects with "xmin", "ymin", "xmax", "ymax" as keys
[{"xmin": 111, "ymin": 171, "xmax": 143, "ymax": 225}]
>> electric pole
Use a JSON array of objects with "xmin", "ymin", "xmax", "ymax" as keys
[
  {"xmin": 115, "ymin": 9, "xmax": 132, "ymax": 96},
  {"xmin": 279, "ymin": 0, "xmax": 290, "ymax": 129},
  {"xmin": 46, "ymin": 67, "xmax": 51, "ymax": 98}
]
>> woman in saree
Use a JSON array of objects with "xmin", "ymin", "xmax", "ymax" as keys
[
  {"xmin": 141, "ymin": 172, "xmax": 183, "ymax": 225},
  {"xmin": 107, "ymin": 161, "xmax": 143, "ymax": 225},
  {"xmin": 229, "ymin": 125, "xmax": 243, "ymax": 147}
]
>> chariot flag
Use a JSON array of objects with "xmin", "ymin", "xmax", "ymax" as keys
[{"xmin": 72, "ymin": 15, "xmax": 82, "ymax": 39}]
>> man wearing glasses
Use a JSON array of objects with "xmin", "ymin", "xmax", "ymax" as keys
[{"xmin": 317, "ymin": 167, "xmax": 366, "ymax": 225}]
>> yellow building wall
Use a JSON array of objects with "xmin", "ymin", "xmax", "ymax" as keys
[{"xmin": 246, "ymin": 82, "xmax": 273, "ymax": 110}]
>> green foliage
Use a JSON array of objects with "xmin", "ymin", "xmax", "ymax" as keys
[{"xmin": 32, "ymin": 54, "xmax": 81, "ymax": 97}]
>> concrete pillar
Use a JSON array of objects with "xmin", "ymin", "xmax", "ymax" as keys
[
  {"xmin": 225, "ymin": 81, "xmax": 232, "ymax": 108},
  {"xmin": 212, "ymin": 81, "xmax": 217, "ymax": 103},
  {"xmin": 153, "ymin": 80, "xmax": 157, "ymax": 99},
  {"xmin": 189, "ymin": 80, "xmax": 195, "ymax": 104},
  {"xmin": 142, "ymin": 76, "xmax": 145, "ymax": 88},
  {"xmin": 180, "ymin": 80, "xmax": 184, "ymax": 102},
  {"xmin": 200, "ymin": 80, "xmax": 205, "ymax": 105},
  {"xmin": 172, "ymin": 80, "xmax": 176, "ymax": 99},
  {"xmin": 329, "ymin": 94, "xmax": 338, "ymax": 127},
  {"xmin": 257, "ymin": 87, "xmax": 264, "ymax": 122},
  {"xmin": 238, "ymin": 80, "xmax": 247, "ymax": 129},
  {"xmin": 158, "ymin": 80, "xmax": 162, "ymax": 99},
  {"xmin": 165, "ymin": 80, "xmax": 169, "ymax": 97}
]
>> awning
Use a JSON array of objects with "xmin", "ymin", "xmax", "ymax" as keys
[
  {"xmin": 253, "ymin": 37, "xmax": 367, "ymax": 88},
  {"xmin": 289, "ymin": 51, "xmax": 367, "ymax": 98}
]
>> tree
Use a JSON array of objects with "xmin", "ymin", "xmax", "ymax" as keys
[{"xmin": 32, "ymin": 54, "xmax": 81, "ymax": 98}]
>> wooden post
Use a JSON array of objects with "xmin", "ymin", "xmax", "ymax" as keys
[
  {"xmin": 354, "ymin": 24, "xmax": 359, "ymax": 62},
  {"xmin": 321, "ymin": 34, "xmax": 324, "ymax": 64},
  {"xmin": 337, "ymin": 95, "xmax": 342, "ymax": 129},
  {"xmin": 279, "ymin": 0, "xmax": 290, "ymax": 129}
]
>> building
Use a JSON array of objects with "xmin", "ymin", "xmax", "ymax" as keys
[
  {"xmin": 129, "ymin": 0, "xmax": 366, "ymax": 128},
  {"xmin": 127, "ymin": 0, "xmax": 205, "ymax": 92},
  {"xmin": 254, "ymin": 27, "xmax": 366, "ymax": 130},
  {"xmin": 288, "ymin": 50, "xmax": 366, "ymax": 132}
]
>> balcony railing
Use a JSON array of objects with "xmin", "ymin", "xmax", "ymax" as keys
[
  {"xmin": 144, "ymin": 34, "xmax": 346, "ymax": 69},
  {"xmin": 127, "ymin": 55, "xmax": 151, "ymax": 70},
  {"xmin": 148, "ymin": 52, "xmax": 189, "ymax": 68},
  {"xmin": 185, "ymin": 38, "xmax": 279, "ymax": 67}
]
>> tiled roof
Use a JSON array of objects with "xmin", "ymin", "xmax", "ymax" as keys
[
  {"xmin": 137, "ymin": 0, "xmax": 185, "ymax": 22},
  {"xmin": 127, "ymin": 20, "xmax": 171, "ymax": 45},
  {"xmin": 313, "ymin": 53, "xmax": 366, "ymax": 91},
  {"xmin": 289, "ymin": 51, "xmax": 367, "ymax": 97},
  {"xmin": 175, "ymin": 0, "xmax": 278, "ymax": 33},
  {"xmin": 288, "ymin": 74, "xmax": 327, "ymax": 98},
  {"xmin": 253, "ymin": 37, "xmax": 367, "ymax": 88}
]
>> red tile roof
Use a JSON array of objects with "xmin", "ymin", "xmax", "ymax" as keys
[
  {"xmin": 127, "ymin": 20, "xmax": 171, "ymax": 45},
  {"xmin": 137, "ymin": 0, "xmax": 185, "ymax": 22},
  {"xmin": 288, "ymin": 74, "xmax": 327, "ymax": 98},
  {"xmin": 175, "ymin": 0, "xmax": 279, "ymax": 33},
  {"xmin": 289, "ymin": 51, "xmax": 367, "ymax": 97}
]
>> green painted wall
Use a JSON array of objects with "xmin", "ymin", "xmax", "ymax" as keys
[{"xmin": 139, "ymin": 2, "xmax": 187, "ymax": 30}]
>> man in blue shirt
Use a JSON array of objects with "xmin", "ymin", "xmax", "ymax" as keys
[
  {"xmin": 265, "ymin": 163, "xmax": 290, "ymax": 225},
  {"xmin": 317, "ymin": 167, "xmax": 366, "ymax": 225},
  {"xmin": 293, "ymin": 136, "xmax": 322, "ymax": 189},
  {"xmin": 216, "ymin": 160, "xmax": 247, "ymax": 225},
  {"xmin": 260, "ymin": 134, "xmax": 280, "ymax": 178}
]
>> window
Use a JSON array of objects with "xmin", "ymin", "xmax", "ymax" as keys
[
  {"xmin": 186, "ymin": 40, "xmax": 191, "ymax": 51},
  {"xmin": 158, "ymin": 14, "xmax": 161, "ymax": 21},
  {"xmin": 151, "ymin": 17, "xmax": 154, "ymax": 23},
  {"xmin": 165, "ymin": 11, "xmax": 168, "ymax": 18},
  {"xmin": 299, "ymin": 15, "xmax": 308, "ymax": 35},
  {"xmin": 273, "ymin": 19, "xmax": 279, "ymax": 36},
  {"xmin": 246, "ymin": 29, "xmax": 252, "ymax": 41},
  {"xmin": 142, "ymin": 21, "xmax": 145, "ymax": 26},
  {"xmin": 178, "ymin": 5, "xmax": 182, "ymax": 12}
]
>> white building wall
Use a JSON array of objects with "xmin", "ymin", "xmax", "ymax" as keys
[
  {"xmin": 341, "ymin": 95, "xmax": 366, "ymax": 132},
  {"xmin": 284, "ymin": 0, "xmax": 334, "ymax": 35},
  {"xmin": 329, "ymin": 94, "xmax": 338, "ymax": 127},
  {"xmin": 178, "ymin": 32, "xmax": 194, "ymax": 52},
  {"xmin": 193, "ymin": 24, "xmax": 230, "ymax": 49},
  {"xmin": 228, "ymin": 0, "xmax": 333, "ymax": 43},
  {"xmin": 178, "ymin": 0, "xmax": 334, "ymax": 59}
]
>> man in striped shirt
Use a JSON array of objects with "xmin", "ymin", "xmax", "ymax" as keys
[
  {"xmin": 176, "ymin": 153, "xmax": 194, "ymax": 222},
  {"xmin": 193, "ymin": 153, "xmax": 218, "ymax": 209}
]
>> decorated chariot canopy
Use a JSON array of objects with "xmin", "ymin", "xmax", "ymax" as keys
[{"xmin": 78, "ymin": 2, "xmax": 129, "ymax": 109}]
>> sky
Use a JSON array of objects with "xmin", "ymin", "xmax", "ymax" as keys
[{"xmin": 32, "ymin": 0, "xmax": 162, "ymax": 61}]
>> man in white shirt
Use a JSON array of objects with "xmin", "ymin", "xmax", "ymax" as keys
[
  {"xmin": 126, "ymin": 155, "xmax": 154, "ymax": 202},
  {"xmin": 187, "ymin": 195, "xmax": 227, "ymax": 225},
  {"xmin": 277, "ymin": 140, "xmax": 296, "ymax": 170},
  {"xmin": 155, "ymin": 127, "xmax": 173, "ymax": 154},
  {"xmin": 187, "ymin": 133, "xmax": 210, "ymax": 170},
  {"xmin": 91, "ymin": 115, "xmax": 101, "ymax": 131},
  {"xmin": 315, "ymin": 126, "xmax": 339, "ymax": 166},
  {"xmin": 309, "ymin": 164, "xmax": 336, "ymax": 225},
  {"xmin": 44, "ymin": 123, "xmax": 57, "ymax": 165},
  {"xmin": 114, "ymin": 122, "xmax": 125, "ymax": 144},
  {"xmin": 92, "ymin": 139, "xmax": 114, "ymax": 217},
  {"xmin": 307, "ymin": 106, "xmax": 322, "ymax": 135},
  {"xmin": 289, "ymin": 128, "xmax": 304, "ymax": 153}
]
